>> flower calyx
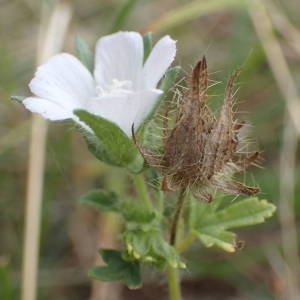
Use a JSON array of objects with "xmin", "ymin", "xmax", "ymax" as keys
[{"xmin": 134, "ymin": 57, "xmax": 260, "ymax": 202}]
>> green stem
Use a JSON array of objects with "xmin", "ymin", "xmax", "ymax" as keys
[
  {"xmin": 174, "ymin": 194, "xmax": 196, "ymax": 253},
  {"xmin": 157, "ymin": 189, "xmax": 164, "ymax": 220},
  {"xmin": 167, "ymin": 190, "xmax": 186, "ymax": 300},
  {"xmin": 133, "ymin": 173, "xmax": 152, "ymax": 211},
  {"xmin": 167, "ymin": 265, "xmax": 181, "ymax": 300}
]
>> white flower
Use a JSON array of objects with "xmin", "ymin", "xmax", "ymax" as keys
[{"xmin": 23, "ymin": 31, "xmax": 176, "ymax": 136}]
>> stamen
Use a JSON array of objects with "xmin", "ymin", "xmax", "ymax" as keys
[{"xmin": 96, "ymin": 78, "xmax": 133, "ymax": 95}]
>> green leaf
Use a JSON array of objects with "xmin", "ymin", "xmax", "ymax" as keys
[
  {"xmin": 121, "ymin": 198, "xmax": 185, "ymax": 269},
  {"xmin": 89, "ymin": 249, "xmax": 142, "ymax": 289},
  {"xmin": 192, "ymin": 197, "xmax": 276, "ymax": 252},
  {"xmin": 11, "ymin": 95, "xmax": 25, "ymax": 103},
  {"xmin": 193, "ymin": 229, "xmax": 236, "ymax": 252},
  {"xmin": 143, "ymin": 32, "xmax": 153, "ymax": 63},
  {"xmin": 74, "ymin": 110, "xmax": 144, "ymax": 173},
  {"xmin": 75, "ymin": 36, "xmax": 93, "ymax": 72},
  {"xmin": 124, "ymin": 230, "xmax": 185, "ymax": 269},
  {"xmin": 79, "ymin": 189, "xmax": 119, "ymax": 212},
  {"xmin": 122, "ymin": 200, "xmax": 156, "ymax": 225},
  {"xmin": 125, "ymin": 231, "xmax": 152, "ymax": 259},
  {"xmin": 198, "ymin": 198, "xmax": 276, "ymax": 229}
]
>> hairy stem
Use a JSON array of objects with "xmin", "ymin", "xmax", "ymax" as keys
[
  {"xmin": 170, "ymin": 189, "xmax": 186, "ymax": 246},
  {"xmin": 167, "ymin": 265, "xmax": 181, "ymax": 300},
  {"xmin": 167, "ymin": 190, "xmax": 188, "ymax": 300},
  {"xmin": 157, "ymin": 189, "xmax": 164, "ymax": 220},
  {"xmin": 133, "ymin": 173, "xmax": 152, "ymax": 211}
]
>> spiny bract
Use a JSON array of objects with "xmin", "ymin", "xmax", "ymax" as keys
[{"xmin": 135, "ymin": 57, "xmax": 260, "ymax": 202}]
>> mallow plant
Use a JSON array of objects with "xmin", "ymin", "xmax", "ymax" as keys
[{"xmin": 14, "ymin": 31, "xmax": 276, "ymax": 300}]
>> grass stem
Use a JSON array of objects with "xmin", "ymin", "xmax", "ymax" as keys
[
  {"xmin": 21, "ymin": 3, "xmax": 72, "ymax": 300},
  {"xmin": 249, "ymin": 1, "xmax": 300, "ymax": 298}
]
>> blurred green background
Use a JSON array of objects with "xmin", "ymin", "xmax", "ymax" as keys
[{"xmin": 1, "ymin": 0, "xmax": 300, "ymax": 299}]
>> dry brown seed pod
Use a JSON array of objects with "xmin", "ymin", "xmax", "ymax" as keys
[{"xmin": 134, "ymin": 57, "xmax": 260, "ymax": 202}]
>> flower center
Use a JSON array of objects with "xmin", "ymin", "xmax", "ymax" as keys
[{"xmin": 97, "ymin": 79, "xmax": 133, "ymax": 96}]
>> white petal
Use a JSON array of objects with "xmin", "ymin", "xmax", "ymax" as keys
[
  {"xmin": 29, "ymin": 53, "xmax": 95, "ymax": 111},
  {"xmin": 86, "ymin": 89, "xmax": 162, "ymax": 136},
  {"xmin": 23, "ymin": 97, "xmax": 93, "ymax": 133},
  {"xmin": 134, "ymin": 89, "xmax": 163, "ymax": 128},
  {"xmin": 94, "ymin": 32, "xmax": 143, "ymax": 89},
  {"xmin": 86, "ymin": 92, "xmax": 138, "ymax": 137},
  {"xmin": 143, "ymin": 35, "xmax": 176, "ymax": 89},
  {"xmin": 23, "ymin": 97, "xmax": 73, "ymax": 121}
]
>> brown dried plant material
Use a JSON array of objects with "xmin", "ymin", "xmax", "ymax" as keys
[{"xmin": 134, "ymin": 57, "xmax": 260, "ymax": 202}]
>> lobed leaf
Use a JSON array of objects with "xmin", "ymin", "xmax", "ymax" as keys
[
  {"xmin": 193, "ymin": 229, "xmax": 236, "ymax": 252},
  {"xmin": 89, "ymin": 249, "xmax": 142, "ymax": 289},
  {"xmin": 122, "ymin": 200, "xmax": 156, "ymax": 225},
  {"xmin": 124, "ymin": 229, "xmax": 185, "ymax": 269},
  {"xmin": 79, "ymin": 189, "xmax": 119, "ymax": 212},
  {"xmin": 197, "ymin": 198, "xmax": 276, "ymax": 230},
  {"xmin": 192, "ymin": 197, "xmax": 276, "ymax": 252}
]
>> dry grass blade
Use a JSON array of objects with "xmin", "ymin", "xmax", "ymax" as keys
[
  {"xmin": 249, "ymin": 1, "xmax": 300, "ymax": 299},
  {"xmin": 21, "ymin": 2, "xmax": 72, "ymax": 300},
  {"xmin": 143, "ymin": 0, "xmax": 247, "ymax": 33},
  {"xmin": 267, "ymin": 0, "xmax": 300, "ymax": 57},
  {"xmin": 249, "ymin": 1, "xmax": 300, "ymax": 135}
]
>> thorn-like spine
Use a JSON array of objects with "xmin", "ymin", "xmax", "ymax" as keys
[{"xmin": 138, "ymin": 58, "xmax": 259, "ymax": 202}]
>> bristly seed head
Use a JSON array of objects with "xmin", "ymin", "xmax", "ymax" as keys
[{"xmin": 134, "ymin": 57, "xmax": 260, "ymax": 202}]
